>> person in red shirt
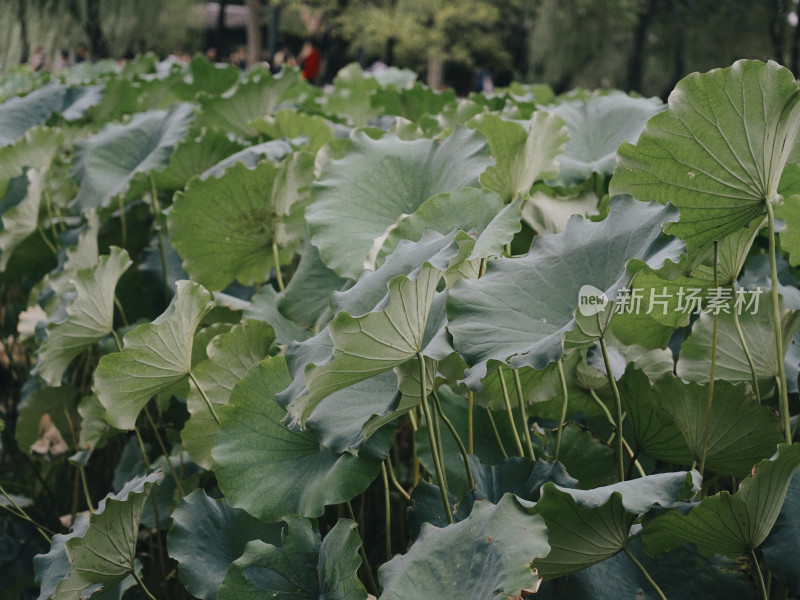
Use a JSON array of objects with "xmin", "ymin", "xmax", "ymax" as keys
[{"xmin": 298, "ymin": 40, "xmax": 321, "ymax": 83}]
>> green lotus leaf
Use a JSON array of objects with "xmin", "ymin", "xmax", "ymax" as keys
[
  {"xmin": 650, "ymin": 376, "xmax": 783, "ymax": 476},
  {"xmin": 249, "ymin": 109, "xmax": 335, "ymax": 154},
  {"xmin": 199, "ymin": 139, "xmax": 294, "ymax": 179},
  {"xmin": 676, "ymin": 291, "xmax": 797, "ymax": 392},
  {"xmin": 71, "ymin": 102, "xmax": 194, "ymax": 210},
  {"xmin": 643, "ymin": 443, "xmax": 800, "ymax": 558},
  {"xmin": 372, "ymin": 82, "xmax": 457, "ymax": 123},
  {"xmin": 0, "ymin": 83, "xmax": 101, "ymax": 146},
  {"xmin": 522, "ymin": 183, "xmax": 600, "ymax": 234},
  {"xmin": 762, "ymin": 469, "xmax": 800, "ymax": 594},
  {"xmin": 77, "ymin": 394, "xmax": 117, "ymax": 452},
  {"xmin": 53, "ymin": 471, "xmax": 163, "ymax": 598},
  {"xmin": 212, "ymin": 356, "xmax": 381, "ymax": 522},
  {"xmin": 472, "ymin": 111, "xmax": 568, "ymax": 200},
  {"xmin": 36, "ymin": 247, "xmax": 132, "ymax": 385},
  {"xmin": 546, "ymin": 423, "xmax": 617, "ymax": 489},
  {"xmin": 0, "ymin": 168, "xmax": 44, "ymax": 272},
  {"xmin": 536, "ymin": 535, "xmax": 751, "ymax": 600},
  {"xmin": 0, "ymin": 125, "xmax": 64, "ymax": 183},
  {"xmin": 217, "ymin": 516, "xmax": 367, "ymax": 600},
  {"xmin": 447, "ymin": 196, "xmax": 683, "ymax": 388},
  {"xmin": 542, "ymin": 93, "xmax": 665, "ymax": 186},
  {"xmin": 198, "ymin": 68, "xmax": 310, "ymax": 138},
  {"xmin": 776, "ymin": 164, "xmax": 800, "ymax": 266},
  {"xmin": 611, "ymin": 59, "xmax": 800, "ymax": 263},
  {"xmin": 379, "ymin": 494, "xmax": 549, "ymax": 599},
  {"xmin": 317, "ymin": 63, "xmax": 381, "ymax": 126},
  {"xmin": 244, "ymin": 284, "xmax": 311, "ymax": 345},
  {"xmin": 182, "ymin": 319, "xmax": 274, "ymax": 469},
  {"xmin": 94, "ymin": 280, "xmax": 214, "ymax": 430},
  {"xmin": 15, "ymin": 383, "xmax": 79, "ymax": 457},
  {"xmin": 168, "ymin": 160, "xmax": 302, "ymax": 290},
  {"xmin": 532, "ymin": 471, "xmax": 699, "ymax": 579},
  {"xmin": 307, "ymin": 126, "xmax": 492, "ymax": 279},
  {"xmin": 175, "ymin": 54, "xmax": 240, "ymax": 98},
  {"xmin": 167, "ymin": 489, "xmax": 284, "ymax": 600}
]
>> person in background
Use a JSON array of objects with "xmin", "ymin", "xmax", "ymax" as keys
[
  {"xmin": 75, "ymin": 44, "xmax": 90, "ymax": 63},
  {"xmin": 298, "ymin": 40, "xmax": 320, "ymax": 83},
  {"xmin": 52, "ymin": 49, "xmax": 69, "ymax": 70},
  {"xmin": 29, "ymin": 46, "xmax": 47, "ymax": 71}
]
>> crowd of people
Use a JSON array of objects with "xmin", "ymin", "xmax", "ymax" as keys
[{"xmin": 27, "ymin": 43, "xmax": 92, "ymax": 72}]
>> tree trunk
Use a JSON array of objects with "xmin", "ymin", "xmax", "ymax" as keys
[
  {"xmin": 85, "ymin": 0, "xmax": 108, "ymax": 58},
  {"xmin": 626, "ymin": 0, "xmax": 654, "ymax": 93},
  {"xmin": 17, "ymin": 0, "xmax": 29, "ymax": 65},
  {"xmin": 427, "ymin": 51, "xmax": 444, "ymax": 90},
  {"xmin": 770, "ymin": 0, "xmax": 789, "ymax": 64},
  {"xmin": 246, "ymin": 0, "xmax": 262, "ymax": 67},
  {"xmin": 215, "ymin": 0, "xmax": 228, "ymax": 58},
  {"xmin": 792, "ymin": 13, "xmax": 800, "ymax": 75}
]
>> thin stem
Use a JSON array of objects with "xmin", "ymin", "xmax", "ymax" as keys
[
  {"xmin": 589, "ymin": 388, "xmax": 615, "ymax": 425},
  {"xmin": 553, "ymin": 358, "xmax": 569, "ymax": 462},
  {"xmin": 750, "ymin": 549, "xmax": 768, "ymax": 600},
  {"xmin": 78, "ymin": 467, "xmax": 95, "ymax": 512},
  {"xmin": 699, "ymin": 241, "xmax": 720, "ymax": 476},
  {"xmin": 599, "ymin": 336, "xmax": 625, "ymax": 482},
  {"xmin": 133, "ymin": 570, "xmax": 158, "ymax": 600},
  {"xmin": 731, "ymin": 283, "xmax": 761, "ymax": 404},
  {"xmin": 117, "ymin": 194, "xmax": 127, "ymax": 249},
  {"xmin": 0, "ymin": 485, "xmax": 52, "ymax": 542},
  {"xmin": 43, "ymin": 188, "xmax": 59, "ymax": 241},
  {"xmin": 149, "ymin": 174, "xmax": 170, "ymax": 306},
  {"xmin": 418, "ymin": 353, "xmax": 453, "ymax": 524},
  {"xmin": 467, "ymin": 391, "xmax": 474, "ymax": 455},
  {"xmin": 189, "ymin": 372, "xmax": 220, "ymax": 425},
  {"xmin": 272, "ymin": 241, "xmax": 285, "ymax": 291},
  {"xmin": 144, "ymin": 404, "xmax": 185, "ymax": 497},
  {"xmin": 624, "ymin": 547, "xmax": 668, "ymax": 600},
  {"xmin": 432, "ymin": 390, "xmax": 475, "ymax": 491},
  {"xmin": 114, "ymin": 295, "xmax": 129, "ymax": 328},
  {"xmin": 148, "ymin": 495, "xmax": 170, "ymax": 600},
  {"xmin": 766, "ymin": 200, "xmax": 792, "ymax": 443},
  {"xmin": 590, "ymin": 391, "xmax": 645, "ymax": 478},
  {"xmin": 346, "ymin": 501, "xmax": 379, "ymax": 596},
  {"xmin": 497, "ymin": 365, "xmax": 524, "ymax": 457},
  {"xmin": 385, "ymin": 457, "xmax": 410, "ymax": 501},
  {"xmin": 485, "ymin": 408, "xmax": 508, "ymax": 459},
  {"xmin": 380, "ymin": 463, "xmax": 392, "ymax": 561},
  {"xmin": 512, "ymin": 368, "xmax": 536, "ymax": 460},
  {"xmin": 134, "ymin": 427, "xmax": 151, "ymax": 469},
  {"xmin": 111, "ymin": 329, "xmax": 123, "ymax": 353},
  {"xmin": 37, "ymin": 224, "xmax": 59, "ymax": 256}
]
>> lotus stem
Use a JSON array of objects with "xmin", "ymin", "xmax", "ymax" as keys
[
  {"xmin": 0, "ymin": 484, "xmax": 52, "ymax": 543},
  {"xmin": 485, "ymin": 408, "xmax": 508, "ymax": 459},
  {"xmin": 589, "ymin": 390, "xmax": 645, "ymax": 478},
  {"xmin": 553, "ymin": 358, "xmax": 569, "ymax": 462},
  {"xmin": 347, "ymin": 500, "xmax": 379, "ymax": 595},
  {"xmin": 699, "ymin": 241, "xmax": 719, "ymax": 476},
  {"xmin": 624, "ymin": 547, "xmax": 668, "ymax": 600},
  {"xmin": 512, "ymin": 368, "xmax": 536, "ymax": 460},
  {"xmin": 468, "ymin": 391, "xmax": 474, "ymax": 454},
  {"xmin": 750, "ymin": 549, "xmax": 768, "ymax": 600},
  {"xmin": 385, "ymin": 457, "xmax": 410, "ymax": 501},
  {"xmin": 497, "ymin": 365, "xmax": 525, "ymax": 457},
  {"xmin": 133, "ymin": 570, "xmax": 158, "ymax": 600},
  {"xmin": 731, "ymin": 282, "xmax": 761, "ymax": 403},
  {"xmin": 272, "ymin": 241, "xmax": 285, "ymax": 291},
  {"xmin": 380, "ymin": 463, "xmax": 392, "ymax": 561},
  {"xmin": 766, "ymin": 200, "xmax": 792, "ymax": 444},
  {"xmin": 418, "ymin": 353, "xmax": 453, "ymax": 524},
  {"xmin": 144, "ymin": 404, "xmax": 185, "ymax": 497},
  {"xmin": 189, "ymin": 372, "xmax": 220, "ymax": 425},
  {"xmin": 599, "ymin": 336, "xmax": 625, "ymax": 481},
  {"xmin": 433, "ymin": 390, "xmax": 475, "ymax": 491},
  {"xmin": 149, "ymin": 174, "xmax": 170, "ymax": 305}
]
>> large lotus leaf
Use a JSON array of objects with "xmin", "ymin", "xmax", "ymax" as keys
[
  {"xmin": 167, "ymin": 489, "xmax": 284, "ymax": 600},
  {"xmin": 447, "ymin": 197, "xmax": 683, "ymax": 388},
  {"xmin": 0, "ymin": 83, "xmax": 102, "ymax": 146},
  {"xmin": 372, "ymin": 83, "xmax": 456, "ymax": 123},
  {"xmin": 198, "ymin": 69, "xmax": 310, "ymax": 138},
  {"xmin": 217, "ymin": 516, "xmax": 367, "ymax": 600},
  {"xmin": 536, "ymin": 534, "xmax": 751, "ymax": 600},
  {"xmin": 199, "ymin": 140, "xmax": 294, "ymax": 179},
  {"xmin": 0, "ymin": 126, "xmax": 64, "ymax": 183},
  {"xmin": 0, "ymin": 168, "xmax": 44, "ymax": 272},
  {"xmin": 762, "ymin": 469, "xmax": 800, "ymax": 594},
  {"xmin": 175, "ymin": 54, "xmax": 240, "ymax": 98},
  {"xmin": 379, "ymin": 494, "xmax": 549, "ymax": 599},
  {"xmin": 212, "ymin": 356, "xmax": 381, "ymax": 522},
  {"xmin": 650, "ymin": 375, "xmax": 783, "ymax": 476},
  {"xmin": 676, "ymin": 291, "xmax": 797, "ymax": 391},
  {"xmin": 182, "ymin": 319, "xmax": 274, "ymax": 469},
  {"xmin": 37, "ymin": 247, "xmax": 132, "ymax": 385},
  {"xmin": 71, "ymin": 102, "xmax": 193, "ymax": 210},
  {"xmin": 546, "ymin": 424, "xmax": 618, "ymax": 489},
  {"xmin": 542, "ymin": 93, "xmax": 665, "ymax": 186},
  {"xmin": 471, "ymin": 111, "xmax": 568, "ymax": 200},
  {"xmin": 531, "ymin": 471, "xmax": 699, "ymax": 579},
  {"xmin": 776, "ymin": 164, "xmax": 800, "ymax": 266},
  {"xmin": 610, "ymin": 59, "xmax": 800, "ymax": 262},
  {"xmin": 245, "ymin": 285, "xmax": 312, "ymax": 345},
  {"xmin": 169, "ymin": 160, "xmax": 303, "ymax": 290},
  {"xmin": 277, "ymin": 237, "xmax": 347, "ymax": 328},
  {"xmin": 642, "ymin": 443, "xmax": 800, "ymax": 558},
  {"xmin": 94, "ymin": 280, "xmax": 214, "ymax": 430},
  {"xmin": 307, "ymin": 126, "xmax": 492, "ymax": 279},
  {"xmin": 615, "ymin": 368, "xmax": 694, "ymax": 465},
  {"xmin": 284, "ymin": 231, "xmax": 460, "ymax": 425},
  {"xmin": 249, "ymin": 109, "xmax": 335, "ymax": 154},
  {"xmin": 317, "ymin": 63, "xmax": 381, "ymax": 126},
  {"xmin": 53, "ymin": 471, "xmax": 163, "ymax": 598},
  {"xmin": 522, "ymin": 183, "xmax": 600, "ymax": 234}
]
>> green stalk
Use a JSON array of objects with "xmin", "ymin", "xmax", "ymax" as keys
[
  {"xmin": 78, "ymin": 467, "xmax": 95, "ymax": 512},
  {"xmin": 433, "ymin": 390, "xmax": 475, "ymax": 491},
  {"xmin": 380, "ymin": 463, "xmax": 392, "ymax": 561},
  {"xmin": 385, "ymin": 457, "xmax": 410, "ymax": 501},
  {"xmin": 731, "ymin": 283, "xmax": 761, "ymax": 403},
  {"xmin": 144, "ymin": 404, "xmax": 185, "ymax": 497},
  {"xmin": 134, "ymin": 427, "xmax": 151, "ymax": 469},
  {"xmin": 497, "ymin": 365, "xmax": 525, "ymax": 457},
  {"xmin": 149, "ymin": 174, "xmax": 170, "ymax": 305},
  {"xmin": 132, "ymin": 570, "xmax": 158, "ymax": 600},
  {"xmin": 272, "ymin": 241, "xmax": 285, "ymax": 291},
  {"xmin": 114, "ymin": 294, "xmax": 129, "ymax": 328},
  {"xmin": 0, "ymin": 484, "xmax": 52, "ymax": 543},
  {"xmin": 699, "ymin": 241, "xmax": 720, "ymax": 476},
  {"xmin": 347, "ymin": 500, "xmax": 379, "ymax": 595},
  {"xmin": 589, "ymin": 390, "xmax": 645, "ymax": 478},
  {"xmin": 553, "ymin": 358, "xmax": 569, "ymax": 462},
  {"xmin": 117, "ymin": 194, "xmax": 127, "ymax": 250},
  {"xmin": 189, "ymin": 372, "xmax": 220, "ymax": 425},
  {"xmin": 624, "ymin": 547, "xmax": 668, "ymax": 600},
  {"xmin": 468, "ymin": 391, "xmax": 474, "ymax": 455},
  {"xmin": 766, "ymin": 200, "xmax": 792, "ymax": 444},
  {"xmin": 485, "ymin": 408, "xmax": 508, "ymax": 459},
  {"xmin": 599, "ymin": 336, "xmax": 625, "ymax": 482},
  {"xmin": 750, "ymin": 549, "xmax": 768, "ymax": 600},
  {"xmin": 512, "ymin": 368, "xmax": 536, "ymax": 460},
  {"xmin": 418, "ymin": 353, "xmax": 453, "ymax": 524}
]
